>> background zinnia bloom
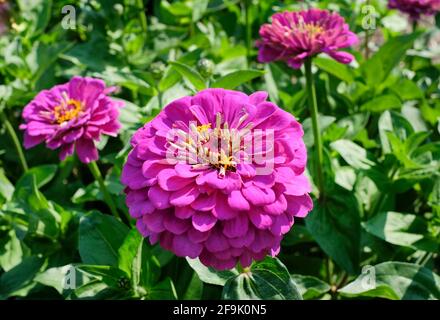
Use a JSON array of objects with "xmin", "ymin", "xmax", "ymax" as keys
[
  {"xmin": 121, "ymin": 88, "xmax": 313, "ymax": 270},
  {"xmin": 257, "ymin": 9, "xmax": 358, "ymax": 68},
  {"xmin": 0, "ymin": 1, "xmax": 9, "ymax": 35},
  {"xmin": 20, "ymin": 76, "xmax": 123, "ymax": 163},
  {"xmin": 388, "ymin": 0, "xmax": 440, "ymax": 19}
]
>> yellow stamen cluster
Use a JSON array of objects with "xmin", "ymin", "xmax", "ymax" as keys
[
  {"xmin": 173, "ymin": 113, "xmax": 252, "ymax": 178},
  {"xmin": 53, "ymin": 99, "xmax": 82, "ymax": 124},
  {"xmin": 299, "ymin": 23, "xmax": 324, "ymax": 36},
  {"xmin": 197, "ymin": 123, "xmax": 211, "ymax": 132}
]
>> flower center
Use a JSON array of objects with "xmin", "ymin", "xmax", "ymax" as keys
[
  {"xmin": 300, "ymin": 23, "xmax": 323, "ymax": 36},
  {"xmin": 293, "ymin": 17, "xmax": 324, "ymax": 37},
  {"xmin": 172, "ymin": 112, "xmax": 252, "ymax": 178},
  {"xmin": 53, "ymin": 93, "xmax": 83, "ymax": 124}
]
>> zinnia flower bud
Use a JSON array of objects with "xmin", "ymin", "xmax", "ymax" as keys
[
  {"xmin": 388, "ymin": 0, "xmax": 440, "ymax": 20},
  {"xmin": 121, "ymin": 88, "xmax": 313, "ymax": 270},
  {"xmin": 197, "ymin": 59, "xmax": 215, "ymax": 78},
  {"xmin": 150, "ymin": 61, "xmax": 166, "ymax": 80},
  {"xmin": 256, "ymin": 9, "xmax": 358, "ymax": 69},
  {"xmin": 20, "ymin": 76, "xmax": 123, "ymax": 163}
]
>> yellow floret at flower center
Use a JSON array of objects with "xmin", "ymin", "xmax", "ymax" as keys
[
  {"xmin": 53, "ymin": 99, "xmax": 82, "ymax": 124},
  {"xmin": 296, "ymin": 22, "xmax": 323, "ymax": 36},
  {"xmin": 197, "ymin": 123, "xmax": 211, "ymax": 132}
]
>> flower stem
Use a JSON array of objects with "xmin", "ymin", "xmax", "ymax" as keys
[
  {"xmin": 412, "ymin": 20, "xmax": 418, "ymax": 33},
  {"xmin": 244, "ymin": 0, "xmax": 252, "ymax": 68},
  {"xmin": 364, "ymin": 0, "xmax": 371, "ymax": 59},
  {"xmin": 0, "ymin": 110, "xmax": 29, "ymax": 173},
  {"xmin": 87, "ymin": 161, "xmax": 122, "ymax": 221},
  {"xmin": 136, "ymin": 0, "xmax": 148, "ymax": 34},
  {"xmin": 364, "ymin": 30, "xmax": 371, "ymax": 59},
  {"xmin": 304, "ymin": 58, "xmax": 325, "ymax": 199}
]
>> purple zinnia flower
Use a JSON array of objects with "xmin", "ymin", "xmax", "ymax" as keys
[
  {"xmin": 388, "ymin": 0, "xmax": 440, "ymax": 20},
  {"xmin": 121, "ymin": 89, "xmax": 313, "ymax": 270},
  {"xmin": 20, "ymin": 76, "xmax": 123, "ymax": 163},
  {"xmin": 256, "ymin": 9, "xmax": 359, "ymax": 69}
]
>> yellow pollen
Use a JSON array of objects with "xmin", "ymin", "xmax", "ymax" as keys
[
  {"xmin": 296, "ymin": 23, "xmax": 323, "ymax": 36},
  {"xmin": 197, "ymin": 123, "xmax": 211, "ymax": 132},
  {"xmin": 54, "ymin": 99, "xmax": 82, "ymax": 124}
]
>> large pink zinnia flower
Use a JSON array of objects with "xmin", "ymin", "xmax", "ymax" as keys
[
  {"xmin": 257, "ymin": 9, "xmax": 359, "ymax": 69},
  {"xmin": 20, "ymin": 76, "xmax": 123, "ymax": 163},
  {"xmin": 388, "ymin": 0, "xmax": 440, "ymax": 20},
  {"xmin": 121, "ymin": 88, "xmax": 313, "ymax": 270}
]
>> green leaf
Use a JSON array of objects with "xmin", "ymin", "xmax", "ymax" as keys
[
  {"xmin": 314, "ymin": 57, "xmax": 354, "ymax": 83},
  {"xmin": 26, "ymin": 41, "xmax": 73, "ymax": 88},
  {"xmin": 282, "ymin": 225, "xmax": 314, "ymax": 246},
  {"xmin": 17, "ymin": 0, "xmax": 52, "ymax": 37},
  {"xmin": 362, "ymin": 32, "xmax": 421, "ymax": 83},
  {"xmin": 0, "ymin": 230, "xmax": 26, "ymax": 272},
  {"xmin": 182, "ymin": 272, "xmax": 203, "ymax": 299},
  {"xmin": 169, "ymin": 61, "xmax": 206, "ymax": 91},
  {"xmin": 72, "ymin": 175, "xmax": 124, "ymax": 205},
  {"xmin": 69, "ymin": 280, "xmax": 110, "ymax": 299},
  {"xmin": 0, "ymin": 256, "xmax": 45, "ymax": 299},
  {"xmin": 186, "ymin": 258, "xmax": 239, "ymax": 286},
  {"xmin": 35, "ymin": 264, "xmax": 79, "ymax": 295},
  {"xmin": 118, "ymin": 229, "xmax": 161, "ymax": 291},
  {"xmin": 11, "ymin": 174, "xmax": 61, "ymax": 239},
  {"xmin": 360, "ymin": 95, "xmax": 401, "ymax": 113},
  {"xmin": 146, "ymin": 278, "xmax": 178, "ymax": 300},
  {"xmin": 79, "ymin": 211, "xmax": 129, "ymax": 267},
  {"xmin": 339, "ymin": 262, "xmax": 440, "ymax": 300},
  {"xmin": 306, "ymin": 185, "xmax": 361, "ymax": 274},
  {"xmin": 192, "ymin": 0, "xmax": 209, "ymax": 21},
  {"xmin": 159, "ymin": 49, "xmax": 203, "ymax": 92},
  {"xmin": 75, "ymin": 265, "xmax": 129, "ymax": 288},
  {"xmin": 363, "ymin": 212, "xmax": 439, "ymax": 253},
  {"xmin": 378, "ymin": 111, "xmax": 414, "ymax": 154},
  {"xmin": 391, "ymin": 79, "xmax": 424, "ymax": 101},
  {"xmin": 264, "ymin": 64, "xmax": 279, "ymax": 104},
  {"xmin": 303, "ymin": 115, "xmax": 336, "ymax": 147},
  {"xmin": 290, "ymin": 275, "xmax": 331, "ymax": 300},
  {"xmin": 35, "ymin": 264, "xmax": 128, "ymax": 297},
  {"xmin": 211, "ymin": 70, "xmax": 265, "ymax": 90},
  {"xmin": 15, "ymin": 164, "xmax": 58, "ymax": 190},
  {"xmin": 0, "ymin": 169, "xmax": 14, "ymax": 203},
  {"xmin": 331, "ymin": 139, "xmax": 375, "ymax": 170},
  {"xmin": 222, "ymin": 257, "xmax": 302, "ymax": 300}
]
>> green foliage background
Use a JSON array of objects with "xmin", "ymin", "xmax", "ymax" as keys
[{"xmin": 0, "ymin": 0, "xmax": 439, "ymax": 300}]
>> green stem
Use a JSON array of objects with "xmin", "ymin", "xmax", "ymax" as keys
[
  {"xmin": 157, "ymin": 89, "xmax": 163, "ymax": 110},
  {"xmin": 326, "ymin": 258, "xmax": 333, "ymax": 285},
  {"xmin": 365, "ymin": 0, "xmax": 371, "ymax": 59},
  {"xmin": 412, "ymin": 20, "xmax": 418, "ymax": 33},
  {"xmin": 304, "ymin": 58, "xmax": 325, "ymax": 199},
  {"xmin": 0, "ymin": 110, "xmax": 29, "ymax": 173},
  {"xmin": 87, "ymin": 161, "xmax": 122, "ymax": 221},
  {"xmin": 244, "ymin": 0, "xmax": 252, "ymax": 68},
  {"xmin": 364, "ymin": 30, "xmax": 370, "ymax": 59},
  {"xmin": 417, "ymin": 252, "xmax": 433, "ymax": 266},
  {"xmin": 135, "ymin": 0, "xmax": 148, "ymax": 33}
]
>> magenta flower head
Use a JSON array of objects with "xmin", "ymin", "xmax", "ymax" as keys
[
  {"xmin": 256, "ymin": 9, "xmax": 359, "ymax": 69},
  {"xmin": 121, "ymin": 88, "xmax": 313, "ymax": 270},
  {"xmin": 20, "ymin": 76, "xmax": 123, "ymax": 163},
  {"xmin": 388, "ymin": 0, "xmax": 440, "ymax": 20}
]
